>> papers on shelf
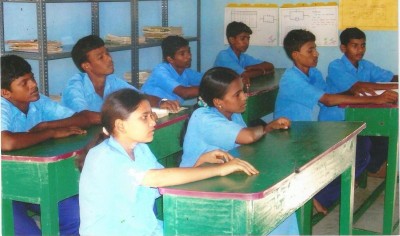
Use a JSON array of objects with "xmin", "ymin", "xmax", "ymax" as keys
[
  {"xmin": 6, "ymin": 39, "xmax": 62, "ymax": 53},
  {"xmin": 104, "ymin": 34, "xmax": 146, "ymax": 45},
  {"xmin": 142, "ymin": 26, "xmax": 183, "ymax": 40},
  {"xmin": 124, "ymin": 71, "xmax": 151, "ymax": 87}
]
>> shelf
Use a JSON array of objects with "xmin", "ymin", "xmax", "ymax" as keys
[
  {"xmin": 1, "ymin": 0, "xmax": 201, "ymax": 95},
  {"xmin": 2, "ymin": 36, "xmax": 199, "ymax": 60}
]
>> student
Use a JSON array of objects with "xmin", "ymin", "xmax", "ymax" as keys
[
  {"xmin": 61, "ymin": 35, "xmax": 179, "ymax": 114},
  {"xmin": 319, "ymin": 27, "xmax": 398, "ymax": 177},
  {"xmin": 141, "ymin": 35, "xmax": 202, "ymax": 104},
  {"xmin": 214, "ymin": 21, "xmax": 274, "ymax": 85},
  {"xmin": 78, "ymin": 88, "xmax": 258, "ymax": 235},
  {"xmin": 180, "ymin": 67, "xmax": 298, "ymax": 235},
  {"xmin": 0, "ymin": 55, "xmax": 99, "ymax": 235},
  {"xmin": 273, "ymin": 29, "xmax": 398, "ymax": 213}
]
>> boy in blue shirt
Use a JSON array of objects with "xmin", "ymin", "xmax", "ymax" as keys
[
  {"xmin": 141, "ymin": 35, "xmax": 202, "ymax": 104},
  {"xmin": 1, "ymin": 55, "xmax": 99, "ymax": 235},
  {"xmin": 320, "ymin": 27, "xmax": 398, "ymax": 177},
  {"xmin": 214, "ymin": 21, "xmax": 274, "ymax": 84},
  {"xmin": 274, "ymin": 29, "xmax": 397, "ymax": 214},
  {"xmin": 62, "ymin": 35, "xmax": 179, "ymax": 113}
]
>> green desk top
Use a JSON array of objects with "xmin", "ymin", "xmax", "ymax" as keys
[
  {"xmin": 1, "ymin": 109, "xmax": 191, "ymax": 162},
  {"xmin": 1, "ymin": 126, "xmax": 102, "ymax": 162},
  {"xmin": 160, "ymin": 121, "xmax": 365, "ymax": 200},
  {"xmin": 247, "ymin": 68, "xmax": 284, "ymax": 96}
]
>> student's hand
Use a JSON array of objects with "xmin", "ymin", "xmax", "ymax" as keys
[
  {"xmin": 219, "ymin": 158, "xmax": 259, "ymax": 176},
  {"xmin": 52, "ymin": 127, "xmax": 87, "ymax": 138},
  {"xmin": 350, "ymin": 83, "xmax": 377, "ymax": 96},
  {"xmin": 194, "ymin": 149, "xmax": 234, "ymax": 167},
  {"xmin": 160, "ymin": 100, "xmax": 180, "ymax": 112},
  {"xmin": 240, "ymin": 74, "xmax": 251, "ymax": 87},
  {"xmin": 375, "ymin": 90, "xmax": 398, "ymax": 104},
  {"xmin": 264, "ymin": 117, "xmax": 291, "ymax": 133}
]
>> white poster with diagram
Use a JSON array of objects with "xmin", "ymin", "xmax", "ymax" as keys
[
  {"xmin": 279, "ymin": 5, "xmax": 338, "ymax": 46},
  {"xmin": 224, "ymin": 5, "xmax": 279, "ymax": 46}
]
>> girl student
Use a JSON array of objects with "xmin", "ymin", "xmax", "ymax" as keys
[
  {"xmin": 78, "ymin": 88, "xmax": 258, "ymax": 235},
  {"xmin": 180, "ymin": 67, "xmax": 299, "ymax": 235}
]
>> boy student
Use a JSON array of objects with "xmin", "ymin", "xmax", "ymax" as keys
[
  {"xmin": 274, "ymin": 29, "xmax": 397, "ymax": 214},
  {"xmin": 141, "ymin": 35, "xmax": 202, "ymax": 104},
  {"xmin": 1, "ymin": 54, "xmax": 98, "ymax": 235},
  {"xmin": 61, "ymin": 35, "xmax": 180, "ymax": 113},
  {"xmin": 214, "ymin": 21, "xmax": 274, "ymax": 85},
  {"xmin": 319, "ymin": 27, "xmax": 398, "ymax": 177}
]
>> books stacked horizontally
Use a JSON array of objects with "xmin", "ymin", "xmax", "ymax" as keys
[
  {"xmin": 6, "ymin": 40, "xmax": 62, "ymax": 53},
  {"xmin": 124, "ymin": 70, "xmax": 151, "ymax": 88},
  {"xmin": 142, "ymin": 26, "xmax": 182, "ymax": 41},
  {"xmin": 105, "ymin": 34, "xmax": 146, "ymax": 46}
]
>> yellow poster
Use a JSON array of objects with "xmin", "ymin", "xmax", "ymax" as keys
[{"xmin": 339, "ymin": 0, "xmax": 398, "ymax": 30}]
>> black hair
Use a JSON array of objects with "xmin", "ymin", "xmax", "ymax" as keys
[
  {"xmin": 101, "ymin": 88, "xmax": 146, "ymax": 135},
  {"xmin": 199, "ymin": 67, "xmax": 240, "ymax": 107},
  {"xmin": 226, "ymin": 21, "xmax": 252, "ymax": 42},
  {"xmin": 76, "ymin": 89, "xmax": 146, "ymax": 171},
  {"xmin": 1, "ymin": 55, "xmax": 32, "ymax": 90},
  {"xmin": 283, "ymin": 29, "xmax": 316, "ymax": 60},
  {"xmin": 161, "ymin": 35, "xmax": 189, "ymax": 62},
  {"xmin": 340, "ymin": 27, "xmax": 366, "ymax": 45},
  {"xmin": 71, "ymin": 35, "xmax": 105, "ymax": 72}
]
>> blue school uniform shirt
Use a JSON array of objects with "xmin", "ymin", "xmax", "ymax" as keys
[
  {"xmin": 274, "ymin": 66, "xmax": 326, "ymax": 121},
  {"xmin": 180, "ymin": 106, "xmax": 246, "ymax": 168},
  {"xmin": 1, "ymin": 95, "xmax": 75, "ymax": 132},
  {"xmin": 79, "ymin": 136, "xmax": 164, "ymax": 236},
  {"xmin": 181, "ymin": 106, "xmax": 300, "ymax": 235},
  {"xmin": 319, "ymin": 55, "xmax": 394, "ymax": 121},
  {"xmin": 61, "ymin": 73, "xmax": 139, "ymax": 112},
  {"xmin": 141, "ymin": 63, "xmax": 202, "ymax": 103},
  {"xmin": 214, "ymin": 46, "xmax": 263, "ymax": 75}
]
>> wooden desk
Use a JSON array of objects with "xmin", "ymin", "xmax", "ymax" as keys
[
  {"xmin": 342, "ymin": 103, "xmax": 398, "ymax": 235},
  {"xmin": 241, "ymin": 68, "xmax": 284, "ymax": 124},
  {"xmin": 1, "ymin": 126, "xmax": 101, "ymax": 236},
  {"xmin": 160, "ymin": 121, "xmax": 365, "ymax": 235},
  {"xmin": 148, "ymin": 108, "xmax": 191, "ymax": 167}
]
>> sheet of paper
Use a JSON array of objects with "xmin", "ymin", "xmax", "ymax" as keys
[
  {"xmin": 279, "ymin": 4, "xmax": 338, "ymax": 46},
  {"xmin": 224, "ymin": 4, "xmax": 279, "ymax": 46},
  {"xmin": 339, "ymin": 0, "xmax": 398, "ymax": 30}
]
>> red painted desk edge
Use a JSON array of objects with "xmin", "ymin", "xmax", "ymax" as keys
[
  {"xmin": 1, "ymin": 150, "xmax": 80, "ymax": 163},
  {"xmin": 247, "ymin": 84, "xmax": 278, "ymax": 96},
  {"xmin": 339, "ymin": 103, "xmax": 398, "ymax": 108},
  {"xmin": 159, "ymin": 123, "xmax": 366, "ymax": 201},
  {"xmin": 155, "ymin": 113, "xmax": 189, "ymax": 129}
]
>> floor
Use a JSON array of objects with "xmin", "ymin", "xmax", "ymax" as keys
[{"xmin": 313, "ymin": 176, "xmax": 399, "ymax": 235}]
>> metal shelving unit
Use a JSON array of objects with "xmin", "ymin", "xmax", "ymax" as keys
[{"xmin": 0, "ymin": 0, "xmax": 201, "ymax": 95}]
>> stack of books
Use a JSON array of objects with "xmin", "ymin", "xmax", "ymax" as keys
[
  {"xmin": 142, "ymin": 26, "xmax": 183, "ymax": 41},
  {"xmin": 6, "ymin": 40, "xmax": 62, "ymax": 53}
]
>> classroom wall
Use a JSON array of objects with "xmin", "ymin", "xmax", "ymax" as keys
[
  {"xmin": 3, "ymin": 0, "xmax": 398, "ymax": 96},
  {"xmin": 3, "ymin": 0, "xmax": 198, "ymax": 96},
  {"xmin": 200, "ymin": 0, "xmax": 399, "ymax": 79}
]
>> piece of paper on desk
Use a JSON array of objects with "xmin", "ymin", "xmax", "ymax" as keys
[
  {"xmin": 152, "ymin": 107, "xmax": 187, "ymax": 118},
  {"xmin": 362, "ymin": 89, "xmax": 398, "ymax": 96},
  {"xmin": 152, "ymin": 108, "xmax": 169, "ymax": 118},
  {"xmin": 169, "ymin": 107, "xmax": 187, "ymax": 114}
]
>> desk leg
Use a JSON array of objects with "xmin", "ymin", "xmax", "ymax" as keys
[
  {"xmin": 339, "ymin": 165, "xmax": 355, "ymax": 235},
  {"xmin": 40, "ymin": 166, "xmax": 60, "ymax": 235},
  {"xmin": 2, "ymin": 198, "xmax": 15, "ymax": 235},
  {"xmin": 383, "ymin": 136, "xmax": 399, "ymax": 234},
  {"xmin": 297, "ymin": 200, "xmax": 313, "ymax": 235}
]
